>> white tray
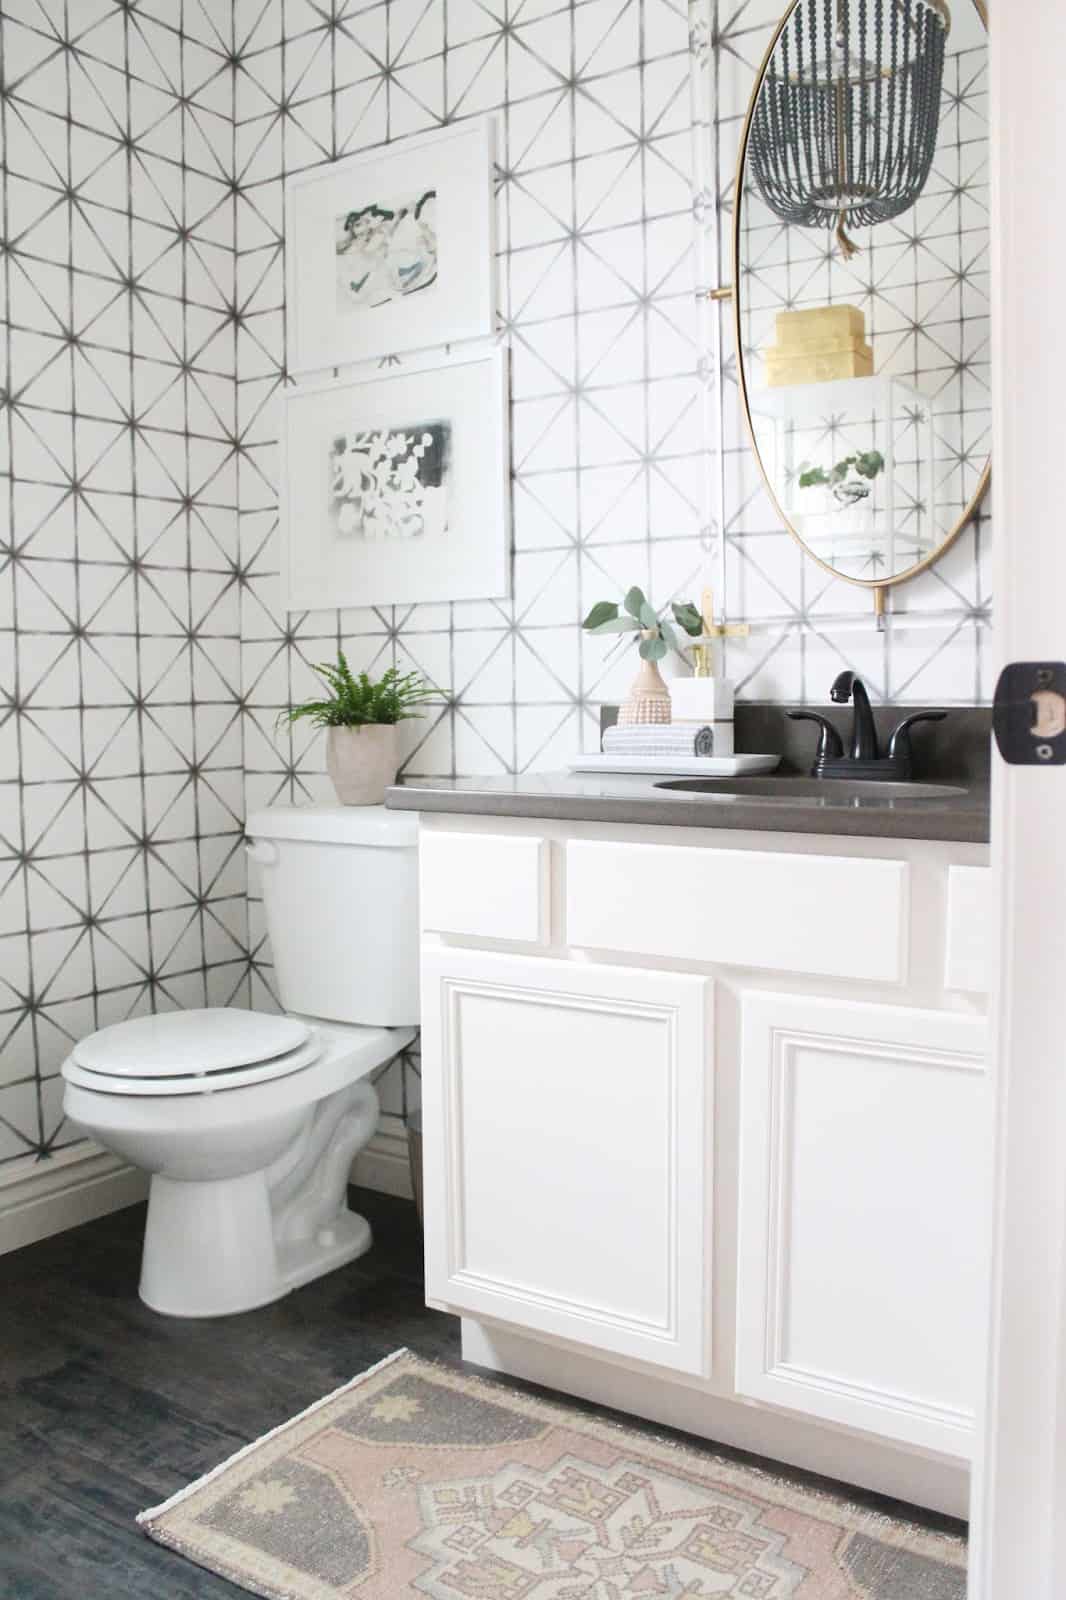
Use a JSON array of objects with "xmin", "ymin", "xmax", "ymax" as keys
[{"xmin": 567, "ymin": 754, "xmax": 781, "ymax": 777}]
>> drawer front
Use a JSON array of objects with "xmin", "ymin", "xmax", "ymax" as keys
[
  {"xmin": 945, "ymin": 865, "xmax": 991, "ymax": 993},
  {"xmin": 421, "ymin": 829, "xmax": 549, "ymax": 942},
  {"xmin": 566, "ymin": 840, "xmax": 908, "ymax": 982}
]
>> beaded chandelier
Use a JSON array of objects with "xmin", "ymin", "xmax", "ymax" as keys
[{"xmin": 748, "ymin": 0, "xmax": 950, "ymax": 258}]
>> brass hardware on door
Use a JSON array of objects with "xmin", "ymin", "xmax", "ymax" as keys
[
  {"xmin": 1030, "ymin": 690, "xmax": 1066, "ymax": 740},
  {"xmin": 993, "ymin": 664, "xmax": 1066, "ymax": 765}
]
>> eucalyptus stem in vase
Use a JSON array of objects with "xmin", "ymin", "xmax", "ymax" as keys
[{"xmin": 582, "ymin": 587, "xmax": 704, "ymax": 726}]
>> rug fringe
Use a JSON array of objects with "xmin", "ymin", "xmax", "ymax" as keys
[{"xmin": 137, "ymin": 1346, "xmax": 410, "ymax": 1528}]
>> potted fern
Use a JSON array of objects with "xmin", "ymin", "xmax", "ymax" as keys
[{"xmin": 279, "ymin": 654, "xmax": 437, "ymax": 806}]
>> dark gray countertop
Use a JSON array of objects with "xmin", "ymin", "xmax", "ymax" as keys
[
  {"xmin": 385, "ymin": 771, "xmax": 991, "ymax": 843},
  {"xmin": 386, "ymin": 705, "xmax": 993, "ymax": 844}
]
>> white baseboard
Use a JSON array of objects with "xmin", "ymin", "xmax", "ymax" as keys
[
  {"xmin": 0, "ymin": 1142, "xmax": 149, "ymax": 1257},
  {"xmin": 352, "ymin": 1112, "xmax": 414, "ymax": 1200}
]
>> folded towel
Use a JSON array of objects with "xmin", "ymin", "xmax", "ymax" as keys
[{"xmin": 603, "ymin": 724, "xmax": 715, "ymax": 757}]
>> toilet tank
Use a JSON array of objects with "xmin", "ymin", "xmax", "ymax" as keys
[{"xmin": 245, "ymin": 805, "xmax": 419, "ymax": 1027}]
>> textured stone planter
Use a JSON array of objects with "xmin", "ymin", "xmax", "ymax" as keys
[{"xmin": 326, "ymin": 724, "xmax": 400, "ymax": 806}]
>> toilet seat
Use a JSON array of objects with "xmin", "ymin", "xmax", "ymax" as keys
[
  {"xmin": 63, "ymin": 1023, "xmax": 417, "ymax": 1135},
  {"xmin": 62, "ymin": 1008, "xmax": 323, "ymax": 1097},
  {"xmin": 72, "ymin": 1008, "xmax": 311, "ymax": 1078},
  {"xmin": 62, "ymin": 1031, "xmax": 324, "ymax": 1097}
]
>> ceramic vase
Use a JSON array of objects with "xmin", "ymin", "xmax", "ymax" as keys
[
  {"xmin": 618, "ymin": 638, "xmax": 672, "ymax": 726},
  {"xmin": 326, "ymin": 724, "xmax": 400, "ymax": 805}
]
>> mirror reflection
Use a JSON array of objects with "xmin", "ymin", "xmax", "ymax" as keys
[{"xmin": 735, "ymin": 0, "xmax": 990, "ymax": 587}]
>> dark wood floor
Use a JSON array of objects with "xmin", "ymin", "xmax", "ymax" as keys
[
  {"xmin": 1, "ymin": 1189, "xmax": 964, "ymax": 1599},
  {"xmin": 0, "ymin": 1190, "xmax": 458, "ymax": 1599}
]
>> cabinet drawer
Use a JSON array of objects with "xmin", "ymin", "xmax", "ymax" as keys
[
  {"xmin": 566, "ymin": 840, "xmax": 908, "ymax": 982},
  {"xmin": 420, "ymin": 829, "xmax": 549, "ymax": 942},
  {"xmin": 945, "ymin": 865, "xmax": 991, "ymax": 993}
]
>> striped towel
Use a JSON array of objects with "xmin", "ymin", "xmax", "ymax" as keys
[{"xmin": 603, "ymin": 724, "xmax": 715, "ymax": 757}]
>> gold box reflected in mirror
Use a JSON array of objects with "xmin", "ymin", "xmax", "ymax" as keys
[{"xmin": 765, "ymin": 305, "xmax": 873, "ymax": 386}]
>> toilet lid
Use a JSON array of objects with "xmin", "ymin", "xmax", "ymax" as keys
[
  {"xmin": 62, "ymin": 1029, "xmax": 324, "ymax": 1097},
  {"xmin": 72, "ymin": 1008, "xmax": 311, "ymax": 1079}
]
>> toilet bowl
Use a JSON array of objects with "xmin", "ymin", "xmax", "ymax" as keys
[{"xmin": 61, "ymin": 806, "xmax": 420, "ymax": 1318}]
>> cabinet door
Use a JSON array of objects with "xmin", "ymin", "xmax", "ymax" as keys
[
  {"xmin": 736, "ymin": 992, "xmax": 989, "ymax": 1458},
  {"xmin": 421, "ymin": 948, "xmax": 711, "ymax": 1375}
]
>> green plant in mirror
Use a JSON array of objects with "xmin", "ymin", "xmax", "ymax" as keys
[
  {"xmin": 797, "ymin": 450, "xmax": 885, "ymax": 492},
  {"xmin": 582, "ymin": 588, "xmax": 705, "ymax": 662},
  {"xmin": 279, "ymin": 653, "xmax": 437, "ymax": 729}
]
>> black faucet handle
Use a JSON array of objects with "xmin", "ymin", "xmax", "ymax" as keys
[
  {"xmin": 886, "ymin": 710, "xmax": 947, "ymax": 773},
  {"xmin": 787, "ymin": 710, "xmax": 845, "ymax": 763}
]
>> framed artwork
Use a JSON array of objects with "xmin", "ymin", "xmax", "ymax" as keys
[
  {"xmin": 280, "ymin": 348, "xmax": 511, "ymax": 612},
  {"xmin": 285, "ymin": 119, "xmax": 496, "ymax": 373}
]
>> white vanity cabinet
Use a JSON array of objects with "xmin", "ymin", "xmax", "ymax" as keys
[
  {"xmin": 417, "ymin": 815, "xmax": 991, "ymax": 1516},
  {"xmin": 420, "ymin": 949, "xmax": 710, "ymax": 1373},
  {"xmin": 735, "ymin": 991, "xmax": 988, "ymax": 1458}
]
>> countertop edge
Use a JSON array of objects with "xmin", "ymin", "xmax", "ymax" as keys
[{"xmin": 385, "ymin": 784, "xmax": 990, "ymax": 845}]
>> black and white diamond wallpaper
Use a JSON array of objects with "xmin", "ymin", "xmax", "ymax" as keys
[
  {"xmin": 0, "ymin": 0, "xmax": 992, "ymax": 1168},
  {"xmin": 0, "ymin": 0, "xmax": 248, "ymax": 1166}
]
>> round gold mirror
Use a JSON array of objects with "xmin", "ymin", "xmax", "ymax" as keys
[{"xmin": 732, "ymin": 0, "xmax": 990, "ymax": 610}]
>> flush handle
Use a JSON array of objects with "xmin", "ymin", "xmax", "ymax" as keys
[{"xmin": 993, "ymin": 662, "xmax": 1066, "ymax": 764}]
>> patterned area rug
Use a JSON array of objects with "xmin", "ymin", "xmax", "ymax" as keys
[{"xmin": 139, "ymin": 1350, "xmax": 966, "ymax": 1599}]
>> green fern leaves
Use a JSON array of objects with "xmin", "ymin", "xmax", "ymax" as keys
[{"xmin": 278, "ymin": 653, "xmax": 437, "ymax": 730}]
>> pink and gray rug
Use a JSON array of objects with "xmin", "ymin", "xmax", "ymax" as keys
[{"xmin": 139, "ymin": 1349, "xmax": 966, "ymax": 1598}]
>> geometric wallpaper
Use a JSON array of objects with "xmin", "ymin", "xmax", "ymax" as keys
[
  {"xmin": 234, "ymin": 0, "xmax": 709, "ymax": 799},
  {"xmin": 1, "ymin": 0, "xmax": 994, "ymax": 1167},
  {"xmin": 0, "ymin": 0, "xmax": 248, "ymax": 1167}
]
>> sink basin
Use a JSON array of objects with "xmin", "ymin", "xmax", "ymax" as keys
[{"xmin": 654, "ymin": 777, "xmax": 968, "ymax": 804}]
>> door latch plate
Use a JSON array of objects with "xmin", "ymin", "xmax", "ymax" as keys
[{"xmin": 993, "ymin": 662, "xmax": 1066, "ymax": 764}]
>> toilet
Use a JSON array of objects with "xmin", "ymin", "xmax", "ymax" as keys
[{"xmin": 61, "ymin": 806, "xmax": 419, "ymax": 1319}]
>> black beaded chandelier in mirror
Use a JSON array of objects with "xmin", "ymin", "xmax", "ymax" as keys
[{"xmin": 749, "ymin": 0, "xmax": 950, "ymax": 258}]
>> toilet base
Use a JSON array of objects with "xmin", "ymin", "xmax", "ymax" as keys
[
  {"xmin": 279, "ymin": 1207, "xmax": 372, "ymax": 1294},
  {"xmin": 133, "ymin": 1072, "xmax": 383, "ymax": 1318},
  {"xmin": 139, "ymin": 1179, "xmax": 375, "ymax": 1319}
]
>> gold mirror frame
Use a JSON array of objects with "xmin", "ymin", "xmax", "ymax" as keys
[{"xmin": 729, "ymin": 0, "xmax": 991, "ymax": 617}]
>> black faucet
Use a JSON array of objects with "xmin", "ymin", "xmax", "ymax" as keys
[
  {"xmin": 788, "ymin": 673, "xmax": 947, "ymax": 781},
  {"xmin": 830, "ymin": 671, "xmax": 878, "ymax": 759}
]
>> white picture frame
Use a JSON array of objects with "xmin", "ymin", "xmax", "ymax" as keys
[
  {"xmin": 285, "ymin": 120, "xmax": 496, "ymax": 373},
  {"xmin": 280, "ymin": 347, "xmax": 511, "ymax": 612}
]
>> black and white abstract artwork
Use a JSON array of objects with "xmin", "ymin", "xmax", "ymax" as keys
[
  {"xmin": 282, "ymin": 349, "xmax": 507, "ymax": 608},
  {"xmin": 335, "ymin": 191, "xmax": 438, "ymax": 311},
  {"xmin": 329, "ymin": 422, "xmax": 451, "ymax": 541},
  {"xmin": 286, "ymin": 121, "xmax": 493, "ymax": 370}
]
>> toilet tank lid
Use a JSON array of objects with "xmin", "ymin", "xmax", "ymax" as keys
[{"xmin": 245, "ymin": 804, "xmax": 419, "ymax": 848}]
